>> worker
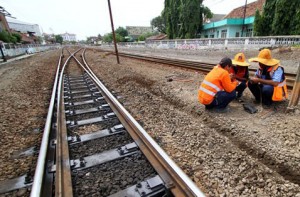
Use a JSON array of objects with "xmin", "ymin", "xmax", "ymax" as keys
[
  {"xmin": 248, "ymin": 49, "xmax": 288, "ymax": 107},
  {"xmin": 230, "ymin": 53, "xmax": 250, "ymax": 100},
  {"xmin": 198, "ymin": 57, "xmax": 238, "ymax": 112}
]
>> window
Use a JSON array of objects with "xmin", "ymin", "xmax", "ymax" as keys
[
  {"xmin": 236, "ymin": 32, "xmax": 240, "ymax": 37},
  {"xmin": 221, "ymin": 30, "xmax": 227, "ymax": 38},
  {"xmin": 246, "ymin": 28, "xmax": 253, "ymax": 37},
  {"xmin": 210, "ymin": 35, "xmax": 214, "ymax": 38}
]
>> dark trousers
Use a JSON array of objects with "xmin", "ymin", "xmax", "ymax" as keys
[
  {"xmin": 205, "ymin": 91, "xmax": 236, "ymax": 109},
  {"xmin": 248, "ymin": 83, "xmax": 274, "ymax": 105},
  {"xmin": 236, "ymin": 81, "xmax": 247, "ymax": 98}
]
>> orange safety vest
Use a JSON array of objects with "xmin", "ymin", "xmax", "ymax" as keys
[
  {"xmin": 198, "ymin": 65, "xmax": 238, "ymax": 105},
  {"xmin": 257, "ymin": 65, "xmax": 288, "ymax": 101},
  {"xmin": 229, "ymin": 66, "xmax": 248, "ymax": 80}
]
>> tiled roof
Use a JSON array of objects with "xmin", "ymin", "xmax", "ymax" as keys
[
  {"xmin": 224, "ymin": 0, "xmax": 265, "ymax": 19},
  {"xmin": 205, "ymin": 14, "xmax": 226, "ymax": 23},
  {"xmin": 146, "ymin": 34, "xmax": 167, "ymax": 40}
]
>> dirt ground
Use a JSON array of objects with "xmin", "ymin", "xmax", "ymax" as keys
[
  {"xmin": 87, "ymin": 47, "xmax": 300, "ymax": 197},
  {"xmin": 0, "ymin": 47, "xmax": 299, "ymax": 196},
  {"xmin": 0, "ymin": 51, "xmax": 58, "ymax": 196}
]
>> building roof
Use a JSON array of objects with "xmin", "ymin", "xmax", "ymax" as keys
[
  {"xmin": 6, "ymin": 17, "xmax": 37, "ymax": 25},
  {"xmin": 126, "ymin": 26, "xmax": 153, "ymax": 36},
  {"xmin": 60, "ymin": 32, "xmax": 76, "ymax": 36},
  {"xmin": 146, "ymin": 34, "xmax": 167, "ymax": 41},
  {"xmin": 205, "ymin": 14, "xmax": 226, "ymax": 23},
  {"xmin": 224, "ymin": 0, "xmax": 265, "ymax": 19}
]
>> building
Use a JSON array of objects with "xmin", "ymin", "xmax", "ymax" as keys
[
  {"xmin": 126, "ymin": 26, "xmax": 153, "ymax": 40},
  {"xmin": 202, "ymin": 0, "xmax": 265, "ymax": 38},
  {"xmin": 6, "ymin": 17, "xmax": 42, "ymax": 37},
  {"xmin": 60, "ymin": 32, "xmax": 76, "ymax": 42},
  {"xmin": 146, "ymin": 34, "xmax": 167, "ymax": 41}
]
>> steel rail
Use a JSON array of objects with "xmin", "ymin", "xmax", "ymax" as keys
[
  {"xmin": 30, "ymin": 50, "xmax": 63, "ymax": 197},
  {"xmin": 54, "ymin": 49, "xmax": 82, "ymax": 197},
  {"xmin": 97, "ymin": 49, "xmax": 296, "ymax": 89},
  {"xmin": 72, "ymin": 49, "xmax": 205, "ymax": 197}
]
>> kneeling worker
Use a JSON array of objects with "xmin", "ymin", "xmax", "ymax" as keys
[
  {"xmin": 248, "ymin": 49, "xmax": 288, "ymax": 106},
  {"xmin": 198, "ymin": 57, "xmax": 238, "ymax": 111},
  {"xmin": 230, "ymin": 53, "xmax": 250, "ymax": 99}
]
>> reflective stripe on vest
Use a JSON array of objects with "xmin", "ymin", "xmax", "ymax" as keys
[
  {"xmin": 199, "ymin": 86, "xmax": 216, "ymax": 96},
  {"xmin": 277, "ymin": 80, "xmax": 286, "ymax": 87},
  {"xmin": 202, "ymin": 80, "xmax": 221, "ymax": 91}
]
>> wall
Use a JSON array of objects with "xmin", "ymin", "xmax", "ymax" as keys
[
  {"xmin": 0, "ymin": 44, "xmax": 60, "ymax": 58},
  {"xmin": 109, "ymin": 36, "xmax": 300, "ymax": 51}
]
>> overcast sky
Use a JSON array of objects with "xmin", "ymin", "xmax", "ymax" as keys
[{"xmin": 1, "ymin": 0, "xmax": 257, "ymax": 40}]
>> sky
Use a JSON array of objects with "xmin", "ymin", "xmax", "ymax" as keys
[{"xmin": 1, "ymin": 0, "xmax": 257, "ymax": 40}]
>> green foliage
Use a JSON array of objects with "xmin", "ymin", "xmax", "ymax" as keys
[
  {"xmin": 272, "ymin": 0, "xmax": 300, "ymax": 35},
  {"xmin": 115, "ymin": 33, "xmax": 125, "ymax": 42},
  {"xmin": 138, "ymin": 35, "xmax": 146, "ymax": 41},
  {"xmin": 138, "ymin": 32, "xmax": 155, "ymax": 41},
  {"xmin": 0, "ymin": 31, "xmax": 21, "ymax": 43},
  {"xmin": 254, "ymin": 0, "xmax": 300, "ymax": 36},
  {"xmin": 0, "ymin": 31, "xmax": 11, "ymax": 43},
  {"xmin": 9, "ymin": 35, "xmax": 17, "ymax": 43},
  {"xmin": 151, "ymin": 15, "xmax": 166, "ymax": 33},
  {"xmin": 201, "ymin": 5, "xmax": 213, "ymax": 22},
  {"xmin": 103, "ymin": 33, "xmax": 113, "ymax": 43},
  {"xmin": 115, "ymin": 27, "xmax": 128, "ymax": 37},
  {"xmin": 12, "ymin": 33, "xmax": 22, "ymax": 43},
  {"xmin": 55, "ymin": 35, "xmax": 63, "ymax": 44},
  {"xmin": 163, "ymin": 0, "xmax": 208, "ymax": 39},
  {"xmin": 294, "ymin": 9, "xmax": 300, "ymax": 34},
  {"xmin": 254, "ymin": 10, "xmax": 264, "ymax": 36}
]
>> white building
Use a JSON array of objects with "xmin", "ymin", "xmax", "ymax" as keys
[
  {"xmin": 60, "ymin": 32, "xmax": 76, "ymax": 42},
  {"xmin": 6, "ymin": 18, "xmax": 42, "ymax": 36}
]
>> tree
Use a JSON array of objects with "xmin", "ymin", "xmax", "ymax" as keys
[
  {"xmin": 115, "ymin": 27, "xmax": 128, "ymax": 37},
  {"xmin": 254, "ymin": 9, "xmax": 264, "ymax": 36},
  {"xmin": 12, "ymin": 33, "xmax": 21, "ymax": 43},
  {"xmin": 163, "ymin": 0, "xmax": 209, "ymax": 39},
  {"xmin": 201, "ymin": 5, "xmax": 213, "ymax": 23},
  {"xmin": 255, "ymin": 0, "xmax": 276, "ymax": 36},
  {"xmin": 272, "ymin": 0, "xmax": 300, "ymax": 35},
  {"xmin": 254, "ymin": 0, "xmax": 300, "ymax": 36},
  {"xmin": 179, "ymin": 0, "xmax": 202, "ymax": 38},
  {"xmin": 0, "ymin": 31, "xmax": 11, "ymax": 43},
  {"xmin": 0, "ymin": 31, "xmax": 21, "ymax": 43},
  {"xmin": 55, "ymin": 35, "xmax": 63, "ymax": 44},
  {"xmin": 294, "ymin": 8, "xmax": 300, "ymax": 34},
  {"xmin": 103, "ymin": 33, "xmax": 113, "ymax": 43},
  {"xmin": 151, "ymin": 15, "xmax": 166, "ymax": 33}
]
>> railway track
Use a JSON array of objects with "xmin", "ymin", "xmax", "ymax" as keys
[
  {"xmin": 0, "ymin": 48, "xmax": 205, "ymax": 196},
  {"xmin": 96, "ymin": 49, "xmax": 296, "ymax": 89}
]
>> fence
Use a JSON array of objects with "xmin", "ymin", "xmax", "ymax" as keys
[
  {"xmin": 104, "ymin": 36, "xmax": 300, "ymax": 50},
  {"xmin": 0, "ymin": 43, "xmax": 61, "ymax": 58}
]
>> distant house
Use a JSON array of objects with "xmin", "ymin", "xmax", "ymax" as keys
[
  {"xmin": 126, "ymin": 26, "xmax": 153, "ymax": 40},
  {"xmin": 202, "ymin": 0, "xmax": 265, "ymax": 38},
  {"xmin": 60, "ymin": 32, "xmax": 76, "ymax": 42},
  {"xmin": 146, "ymin": 34, "xmax": 167, "ymax": 41},
  {"xmin": 6, "ymin": 18, "xmax": 42, "ymax": 37},
  {"xmin": 0, "ymin": 7, "xmax": 40, "ymax": 44}
]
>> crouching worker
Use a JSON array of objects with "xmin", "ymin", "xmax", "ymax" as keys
[
  {"xmin": 198, "ymin": 57, "xmax": 238, "ymax": 112},
  {"xmin": 230, "ymin": 53, "xmax": 250, "ymax": 100},
  {"xmin": 248, "ymin": 49, "xmax": 288, "ymax": 107}
]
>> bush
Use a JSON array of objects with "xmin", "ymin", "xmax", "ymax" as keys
[
  {"xmin": 0, "ymin": 31, "xmax": 22, "ymax": 43},
  {"xmin": 0, "ymin": 31, "xmax": 10, "ymax": 43}
]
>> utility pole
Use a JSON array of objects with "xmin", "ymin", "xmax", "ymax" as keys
[
  {"xmin": 0, "ymin": 42, "xmax": 7, "ymax": 62},
  {"xmin": 241, "ymin": 0, "xmax": 248, "ymax": 37},
  {"xmin": 107, "ymin": 0, "xmax": 120, "ymax": 64}
]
